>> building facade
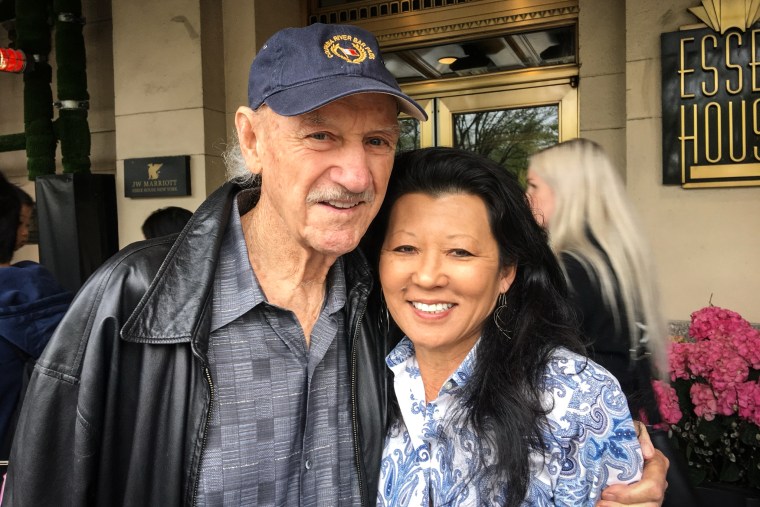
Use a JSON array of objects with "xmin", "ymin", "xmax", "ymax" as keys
[{"xmin": 1, "ymin": 0, "xmax": 758, "ymax": 322}]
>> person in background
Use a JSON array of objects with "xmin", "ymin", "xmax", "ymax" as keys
[
  {"xmin": 526, "ymin": 138, "xmax": 668, "ymax": 424},
  {"xmin": 3, "ymin": 24, "xmax": 667, "ymax": 506},
  {"xmin": 9, "ymin": 183, "xmax": 32, "ymax": 253},
  {"xmin": 367, "ymin": 147, "xmax": 645, "ymax": 506},
  {"xmin": 141, "ymin": 206, "xmax": 193, "ymax": 240},
  {"xmin": 0, "ymin": 172, "xmax": 72, "ymax": 475}
]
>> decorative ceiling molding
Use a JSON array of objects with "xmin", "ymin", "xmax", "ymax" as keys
[
  {"xmin": 688, "ymin": 0, "xmax": 760, "ymax": 33},
  {"xmin": 309, "ymin": 0, "xmax": 478, "ymax": 25},
  {"xmin": 374, "ymin": 6, "xmax": 579, "ymax": 44}
]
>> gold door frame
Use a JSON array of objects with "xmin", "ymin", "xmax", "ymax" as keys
[
  {"xmin": 434, "ymin": 82, "xmax": 578, "ymax": 148},
  {"xmin": 402, "ymin": 66, "xmax": 578, "ymax": 148}
]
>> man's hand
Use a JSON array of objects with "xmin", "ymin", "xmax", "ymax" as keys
[{"xmin": 596, "ymin": 423, "xmax": 670, "ymax": 507}]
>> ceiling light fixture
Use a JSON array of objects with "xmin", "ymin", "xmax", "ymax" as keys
[{"xmin": 437, "ymin": 56, "xmax": 457, "ymax": 65}]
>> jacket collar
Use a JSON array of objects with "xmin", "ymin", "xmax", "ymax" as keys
[
  {"xmin": 121, "ymin": 183, "xmax": 374, "ymax": 349},
  {"xmin": 121, "ymin": 183, "xmax": 239, "ymax": 346}
]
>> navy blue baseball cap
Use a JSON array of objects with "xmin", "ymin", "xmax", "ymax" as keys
[{"xmin": 248, "ymin": 23, "xmax": 427, "ymax": 121}]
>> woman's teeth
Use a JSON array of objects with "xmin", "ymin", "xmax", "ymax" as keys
[{"xmin": 411, "ymin": 302, "xmax": 453, "ymax": 313}]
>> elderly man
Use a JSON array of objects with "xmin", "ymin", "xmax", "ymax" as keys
[{"xmin": 3, "ymin": 23, "xmax": 667, "ymax": 506}]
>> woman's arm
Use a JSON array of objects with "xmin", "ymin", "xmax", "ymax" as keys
[{"xmin": 542, "ymin": 352, "xmax": 643, "ymax": 506}]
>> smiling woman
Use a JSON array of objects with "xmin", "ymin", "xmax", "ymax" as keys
[
  {"xmin": 366, "ymin": 147, "xmax": 644, "ymax": 507},
  {"xmin": 379, "ymin": 192, "xmax": 513, "ymax": 401}
]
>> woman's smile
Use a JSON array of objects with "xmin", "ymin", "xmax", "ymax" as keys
[{"xmin": 380, "ymin": 192, "xmax": 513, "ymax": 360}]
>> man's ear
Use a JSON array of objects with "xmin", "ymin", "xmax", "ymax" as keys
[{"xmin": 235, "ymin": 106, "xmax": 263, "ymax": 175}]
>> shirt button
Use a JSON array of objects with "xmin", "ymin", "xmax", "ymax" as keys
[
  {"xmin": 445, "ymin": 381, "xmax": 455, "ymax": 390},
  {"xmin": 305, "ymin": 459, "xmax": 312, "ymax": 470}
]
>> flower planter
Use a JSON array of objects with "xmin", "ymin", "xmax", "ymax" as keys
[
  {"xmin": 695, "ymin": 482, "xmax": 760, "ymax": 507},
  {"xmin": 654, "ymin": 307, "xmax": 760, "ymax": 498}
]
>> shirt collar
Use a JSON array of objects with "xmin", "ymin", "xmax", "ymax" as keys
[
  {"xmin": 210, "ymin": 195, "xmax": 263, "ymax": 332},
  {"xmin": 386, "ymin": 336, "xmax": 480, "ymax": 395}
]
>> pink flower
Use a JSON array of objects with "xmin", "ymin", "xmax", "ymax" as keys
[
  {"xmin": 735, "ymin": 381, "xmax": 760, "ymax": 426},
  {"xmin": 689, "ymin": 306, "xmax": 749, "ymax": 342},
  {"xmin": 690, "ymin": 383, "xmax": 718, "ymax": 421},
  {"xmin": 730, "ymin": 327, "xmax": 760, "ymax": 369},
  {"xmin": 715, "ymin": 388, "xmax": 738, "ymax": 416},
  {"xmin": 665, "ymin": 306, "xmax": 760, "ymax": 489},
  {"xmin": 668, "ymin": 342, "xmax": 690, "ymax": 381},
  {"xmin": 709, "ymin": 352, "xmax": 749, "ymax": 392},
  {"xmin": 686, "ymin": 339, "xmax": 723, "ymax": 379},
  {"xmin": 652, "ymin": 380, "xmax": 683, "ymax": 425}
]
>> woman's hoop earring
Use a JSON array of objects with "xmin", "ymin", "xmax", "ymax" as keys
[{"xmin": 493, "ymin": 292, "xmax": 511, "ymax": 339}]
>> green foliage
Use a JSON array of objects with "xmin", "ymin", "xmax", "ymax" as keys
[
  {"xmin": 53, "ymin": 0, "xmax": 91, "ymax": 173},
  {"xmin": 55, "ymin": 18, "xmax": 88, "ymax": 100},
  {"xmin": 55, "ymin": 111, "xmax": 91, "ymax": 174},
  {"xmin": 17, "ymin": 0, "xmax": 56, "ymax": 180},
  {"xmin": 15, "ymin": 0, "xmax": 52, "ymax": 54},
  {"xmin": 13, "ymin": 0, "xmax": 91, "ymax": 179},
  {"xmin": 397, "ymin": 118, "xmax": 420, "ymax": 153},
  {"xmin": 0, "ymin": 133, "xmax": 26, "ymax": 153},
  {"xmin": 53, "ymin": 0, "xmax": 83, "ymax": 15},
  {"xmin": 27, "ymin": 155, "xmax": 55, "ymax": 180},
  {"xmin": 454, "ymin": 105, "xmax": 559, "ymax": 180},
  {"xmin": 668, "ymin": 397, "xmax": 760, "ymax": 490},
  {"xmin": 23, "ymin": 64, "xmax": 54, "ymax": 121},
  {"xmin": 25, "ymin": 119, "xmax": 56, "ymax": 180}
]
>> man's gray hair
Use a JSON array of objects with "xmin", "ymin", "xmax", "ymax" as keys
[{"xmin": 223, "ymin": 132, "xmax": 261, "ymax": 189}]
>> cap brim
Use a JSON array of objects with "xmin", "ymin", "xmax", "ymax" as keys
[{"xmin": 263, "ymin": 76, "xmax": 428, "ymax": 121}]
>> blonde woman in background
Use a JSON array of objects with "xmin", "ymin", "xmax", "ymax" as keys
[{"xmin": 526, "ymin": 138, "xmax": 668, "ymax": 423}]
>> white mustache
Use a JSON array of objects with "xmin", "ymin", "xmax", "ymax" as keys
[{"xmin": 306, "ymin": 187, "xmax": 374, "ymax": 204}]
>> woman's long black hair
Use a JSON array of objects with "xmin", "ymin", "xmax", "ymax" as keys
[{"xmin": 363, "ymin": 147, "xmax": 586, "ymax": 507}]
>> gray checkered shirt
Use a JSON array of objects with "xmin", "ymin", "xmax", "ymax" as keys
[{"xmin": 195, "ymin": 195, "xmax": 361, "ymax": 506}]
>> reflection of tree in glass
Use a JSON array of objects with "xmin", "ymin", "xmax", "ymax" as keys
[
  {"xmin": 454, "ymin": 106, "xmax": 559, "ymax": 179},
  {"xmin": 397, "ymin": 118, "xmax": 420, "ymax": 153}
]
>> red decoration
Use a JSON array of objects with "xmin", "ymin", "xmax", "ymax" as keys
[{"xmin": 0, "ymin": 48, "xmax": 26, "ymax": 73}]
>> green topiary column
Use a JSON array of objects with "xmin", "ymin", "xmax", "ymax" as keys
[
  {"xmin": 53, "ymin": 0, "xmax": 90, "ymax": 174},
  {"xmin": 0, "ymin": 133, "xmax": 26, "ymax": 152},
  {"xmin": 16, "ymin": 0, "xmax": 56, "ymax": 180}
]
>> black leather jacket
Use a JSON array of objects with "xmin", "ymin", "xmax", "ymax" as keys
[{"xmin": 3, "ymin": 183, "xmax": 389, "ymax": 506}]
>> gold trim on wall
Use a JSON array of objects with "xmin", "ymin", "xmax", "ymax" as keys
[
  {"xmin": 375, "ymin": 5, "xmax": 579, "ymax": 49},
  {"xmin": 400, "ymin": 65, "xmax": 578, "ymax": 99},
  {"xmin": 688, "ymin": 0, "xmax": 760, "ymax": 34},
  {"xmin": 311, "ymin": 0, "xmax": 578, "ymax": 50},
  {"xmin": 688, "ymin": 162, "xmax": 760, "ymax": 186},
  {"xmin": 309, "ymin": 0, "xmax": 478, "ymax": 25},
  {"xmin": 690, "ymin": 163, "xmax": 760, "ymax": 179},
  {"xmin": 683, "ymin": 179, "xmax": 760, "ymax": 187}
]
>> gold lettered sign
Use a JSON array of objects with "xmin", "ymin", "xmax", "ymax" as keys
[
  {"xmin": 124, "ymin": 156, "xmax": 191, "ymax": 198},
  {"xmin": 661, "ymin": 1, "xmax": 760, "ymax": 188}
]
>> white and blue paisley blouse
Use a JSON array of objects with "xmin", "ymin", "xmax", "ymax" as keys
[{"xmin": 377, "ymin": 338, "xmax": 643, "ymax": 506}]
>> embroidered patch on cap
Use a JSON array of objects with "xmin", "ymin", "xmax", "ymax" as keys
[{"xmin": 323, "ymin": 34, "xmax": 376, "ymax": 64}]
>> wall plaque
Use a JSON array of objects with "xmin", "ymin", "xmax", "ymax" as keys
[
  {"xmin": 124, "ymin": 156, "xmax": 191, "ymax": 197},
  {"xmin": 661, "ymin": 1, "xmax": 760, "ymax": 188}
]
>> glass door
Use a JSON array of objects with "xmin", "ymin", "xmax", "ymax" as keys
[{"xmin": 397, "ymin": 76, "xmax": 578, "ymax": 177}]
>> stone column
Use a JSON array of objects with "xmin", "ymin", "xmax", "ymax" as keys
[
  {"xmin": 578, "ymin": 0, "xmax": 626, "ymax": 176},
  {"xmin": 112, "ymin": 0, "xmax": 227, "ymax": 246}
]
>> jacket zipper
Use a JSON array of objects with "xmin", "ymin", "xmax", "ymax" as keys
[
  {"xmin": 351, "ymin": 304, "xmax": 368, "ymax": 507},
  {"xmin": 192, "ymin": 366, "xmax": 215, "ymax": 506}
]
